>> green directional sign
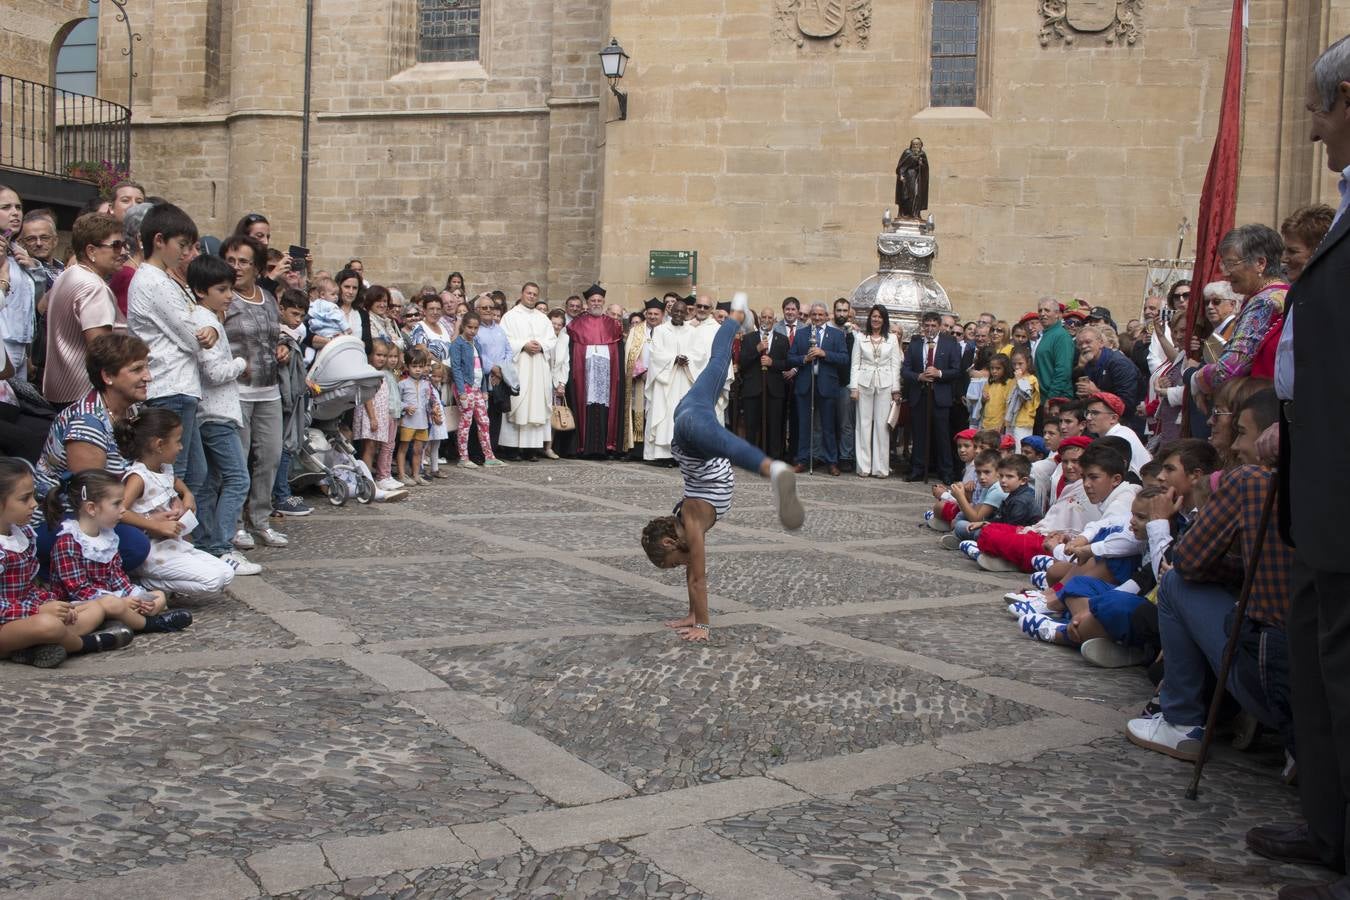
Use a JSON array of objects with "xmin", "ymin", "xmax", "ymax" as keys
[{"xmin": 648, "ymin": 250, "xmax": 698, "ymax": 282}]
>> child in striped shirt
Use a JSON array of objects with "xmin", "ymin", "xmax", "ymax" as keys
[{"xmin": 641, "ymin": 317, "xmax": 804, "ymax": 642}]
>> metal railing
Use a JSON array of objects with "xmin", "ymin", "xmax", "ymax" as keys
[{"xmin": 0, "ymin": 74, "xmax": 130, "ymax": 183}]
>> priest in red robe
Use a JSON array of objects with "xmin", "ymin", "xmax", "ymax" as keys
[{"xmin": 566, "ymin": 284, "xmax": 624, "ymax": 457}]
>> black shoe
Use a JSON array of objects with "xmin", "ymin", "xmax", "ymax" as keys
[
  {"xmin": 143, "ymin": 610, "xmax": 194, "ymax": 633},
  {"xmin": 8, "ymin": 644, "xmax": 67, "ymax": 668},
  {"xmin": 83, "ymin": 625, "xmax": 133, "ymax": 653},
  {"xmin": 1248, "ymin": 824, "xmax": 1339, "ymax": 868},
  {"xmin": 905, "ymin": 473, "xmax": 926, "ymax": 482}
]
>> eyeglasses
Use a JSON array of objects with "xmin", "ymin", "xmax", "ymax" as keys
[
  {"xmin": 1084, "ymin": 408, "xmax": 1106, "ymax": 417},
  {"xmin": 95, "ymin": 240, "xmax": 127, "ymax": 252},
  {"xmin": 20, "ymin": 234, "xmax": 55, "ymax": 244},
  {"xmin": 1173, "ymin": 290, "xmax": 1191, "ymax": 298},
  {"xmin": 695, "ymin": 304, "xmax": 712, "ymax": 311},
  {"xmin": 1205, "ymin": 297, "xmax": 1225, "ymax": 306}
]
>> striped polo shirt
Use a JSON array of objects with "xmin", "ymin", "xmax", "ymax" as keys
[{"xmin": 671, "ymin": 437, "xmax": 734, "ymax": 521}]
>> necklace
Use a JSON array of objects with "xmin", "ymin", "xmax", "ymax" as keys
[{"xmin": 236, "ymin": 284, "xmax": 260, "ymax": 302}]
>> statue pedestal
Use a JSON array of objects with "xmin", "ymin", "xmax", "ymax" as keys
[{"xmin": 849, "ymin": 216, "xmax": 951, "ymax": 337}]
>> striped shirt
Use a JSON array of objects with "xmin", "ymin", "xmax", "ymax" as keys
[{"xmin": 671, "ymin": 437, "xmax": 734, "ymax": 521}]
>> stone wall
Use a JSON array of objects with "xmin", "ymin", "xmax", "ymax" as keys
[
  {"xmin": 597, "ymin": 0, "xmax": 1350, "ymax": 322},
  {"xmin": 0, "ymin": 1, "xmax": 86, "ymax": 87},
  {"xmin": 119, "ymin": 0, "xmax": 607, "ymax": 302}
]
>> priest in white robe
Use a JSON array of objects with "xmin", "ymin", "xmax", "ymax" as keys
[
  {"xmin": 644, "ymin": 298, "xmax": 706, "ymax": 462},
  {"xmin": 499, "ymin": 287, "xmax": 558, "ymax": 461}
]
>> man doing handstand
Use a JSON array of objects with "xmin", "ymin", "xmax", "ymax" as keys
[{"xmin": 641, "ymin": 317, "xmax": 804, "ymax": 642}]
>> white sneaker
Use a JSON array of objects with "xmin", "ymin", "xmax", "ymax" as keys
[
  {"xmin": 232, "ymin": 529, "xmax": 255, "ymax": 550},
  {"xmin": 256, "ymin": 527, "xmax": 289, "ymax": 548},
  {"xmin": 377, "ymin": 477, "xmax": 404, "ymax": 492},
  {"xmin": 457, "ymin": 460, "xmax": 479, "ymax": 469},
  {"xmin": 374, "ymin": 486, "xmax": 409, "ymax": 502},
  {"xmin": 1126, "ymin": 713, "xmax": 1203, "ymax": 761},
  {"xmin": 1080, "ymin": 638, "xmax": 1152, "ymax": 669},
  {"xmin": 769, "ymin": 461, "xmax": 805, "ymax": 530},
  {"xmin": 1007, "ymin": 597, "xmax": 1051, "ymax": 619},
  {"xmin": 222, "ymin": 551, "xmax": 261, "ymax": 576},
  {"xmin": 1003, "ymin": 588, "xmax": 1045, "ymax": 603}
]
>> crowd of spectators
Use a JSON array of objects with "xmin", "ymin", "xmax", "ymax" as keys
[{"xmin": 0, "ymin": 33, "xmax": 1346, "ymax": 898}]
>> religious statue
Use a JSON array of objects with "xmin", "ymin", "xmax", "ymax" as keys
[{"xmin": 894, "ymin": 138, "xmax": 929, "ymax": 220}]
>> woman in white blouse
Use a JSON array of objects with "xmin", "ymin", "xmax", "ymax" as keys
[{"xmin": 850, "ymin": 304, "xmax": 902, "ymax": 478}]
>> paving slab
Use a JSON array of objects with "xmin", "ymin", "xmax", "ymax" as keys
[
  {"xmin": 0, "ymin": 659, "xmax": 547, "ymax": 890},
  {"xmin": 710, "ymin": 737, "xmax": 1320, "ymax": 899},
  {"xmin": 408, "ymin": 625, "xmax": 1043, "ymax": 795}
]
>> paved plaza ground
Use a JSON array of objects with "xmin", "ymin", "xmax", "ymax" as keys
[{"xmin": 0, "ymin": 461, "xmax": 1325, "ymax": 898}]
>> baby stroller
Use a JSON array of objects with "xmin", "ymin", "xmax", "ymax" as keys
[{"xmin": 289, "ymin": 335, "xmax": 384, "ymax": 506}]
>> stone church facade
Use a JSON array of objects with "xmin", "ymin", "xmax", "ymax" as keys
[{"xmin": 8, "ymin": 0, "xmax": 1349, "ymax": 321}]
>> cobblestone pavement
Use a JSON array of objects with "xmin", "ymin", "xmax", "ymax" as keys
[{"xmin": 0, "ymin": 460, "xmax": 1320, "ymax": 898}]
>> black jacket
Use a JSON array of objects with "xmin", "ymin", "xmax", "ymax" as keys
[
  {"xmin": 739, "ymin": 329, "xmax": 789, "ymax": 399},
  {"xmin": 990, "ymin": 484, "xmax": 1040, "ymax": 527},
  {"xmin": 1285, "ymin": 207, "xmax": 1350, "ymax": 570}
]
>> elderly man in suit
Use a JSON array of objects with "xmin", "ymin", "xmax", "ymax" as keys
[
  {"xmin": 740, "ymin": 305, "xmax": 789, "ymax": 459},
  {"xmin": 901, "ymin": 310, "xmax": 963, "ymax": 482},
  {"xmin": 1243, "ymin": 35, "xmax": 1350, "ymax": 900},
  {"xmin": 787, "ymin": 302, "xmax": 849, "ymax": 475}
]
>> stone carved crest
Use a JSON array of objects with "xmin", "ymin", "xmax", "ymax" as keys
[
  {"xmin": 773, "ymin": 0, "xmax": 871, "ymax": 48},
  {"xmin": 1038, "ymin": 0, "xmax": 1142, "ymax": 46}
]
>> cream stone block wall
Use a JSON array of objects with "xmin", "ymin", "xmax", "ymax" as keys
[
  {"xmin": 0, "ymin": 1, "xmax": 86, "ymax": 87},
  {"xmin": 597, "ymin": 0, "xmax": 1347, "ymax": 323}
]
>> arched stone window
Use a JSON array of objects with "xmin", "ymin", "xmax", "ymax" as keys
[
  {"xmin": 929, "ymin": 0, "xmax": 980, "ymax": 108},
  {"xmin": 418, "ymin": 0, "xmax": 482, "ymax": 63},
  {"xmin": 55, "ymin": 0, "xmax": 99, "ymax": 96}
]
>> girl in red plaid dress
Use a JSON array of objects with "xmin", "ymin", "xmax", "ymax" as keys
[
  {"xmin": 0, "ymin": 459, "xmax": 130, "ymax": 668},
  {"xmin": 47, "ymin": 470, "xmax": 192, "ymax": 634}
]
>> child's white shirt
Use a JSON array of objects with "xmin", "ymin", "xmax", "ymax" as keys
[{"xmin": 1032, "ymin": 478, "xmax": 1097, "ymax": 535}]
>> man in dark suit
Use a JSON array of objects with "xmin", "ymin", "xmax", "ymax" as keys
[
  {"xmin": 1244, "ymin": 37, "xmax": 1350, "ymax": 900},
  {"xmin": 1074, "ymin": 324, "xmax": 1144, "ymax": 434},
  {"xmin": 773, "ymin": 296, "xmax": 805, "ymax": 461},
  {"xmin": 946, "ymin": 312, "xmax": 976, "ymax": 437},
  {"xmin": 740, "ymin": 305, "xmax": 788, "ymax": 459},
  {"xmin": 901, "ymin": 310, "xmax": 962, "ymax": 482},
  {"xmin": 787, "ymin": 302, "xmax": 849, "ymax": 475}
]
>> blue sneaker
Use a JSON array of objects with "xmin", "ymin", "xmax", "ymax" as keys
[
  {"xmin": 1007, "ymin": 597, "xmax": 1050, "ymax": 619},
  {"xmin": 1030, "ymin": 554, "xmax": 1054, "ymax": 572},
  {"xmin": 1019, "ymin": 612, "xmax": 1066, "ymax": 643},
  {"xmin": 272, "ymin": 496, "xmax": 313, "ymax": 517},
  {"xmin": 958, "ymin": 540, "xmax": 981, "ymax": 560},
  {"xmin": 1030, "ymin": 571, "xmax": 1050, "ymax": 591}
]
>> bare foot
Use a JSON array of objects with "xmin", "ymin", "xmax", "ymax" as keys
[
  {"xmin": 664, "ymin": 614, "xmax": 697, "ymax": 630},
  {"xmin": 676, "ymin": 624, "xmax": 710, "ymax": 643}
]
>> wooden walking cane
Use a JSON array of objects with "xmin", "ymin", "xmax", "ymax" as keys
[{"xmin": 1185, "ymin": 477, "xmax": 1280, "ymax": 800}]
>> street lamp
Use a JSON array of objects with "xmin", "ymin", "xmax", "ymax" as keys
[{"xmin": 598, "ymin": 38, "xmax": 630, "ymax": 121}]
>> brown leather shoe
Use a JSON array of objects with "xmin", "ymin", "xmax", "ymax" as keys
[
  {"xmin": 1248, "ymin": 823, "xmax": 1334, "ymax": 867},
  {"xmin": 829, "ymin": 465, "xmax": 841, "ymax": 476},
  {"xmin": 793, "ymin": 464, "xmax": 807, "ymax": 474},
  {"xmin": 1277, "ymin": 876, "xmax": 1350, "ymax": 899}
]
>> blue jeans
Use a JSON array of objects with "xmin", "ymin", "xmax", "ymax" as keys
[
  {"xmin": 198, "ymin": 421, "xmax": 250, "ymax": 557},
  {"xmin": 272, "ymin": 450, "xmax": 293, "ymax": 506},
  {"xmin": 1157, "ymin": 568, "xmax": 1281, "ymax": 730},
  {"xmin": 35, "ymin": 520, "xmax": 150, "ymax": 580},
  {"xmin": 146, "ymin": 394, "xmax": 206, "ymax": 501},
  {"xmin": 673, "ymin": 320, "xmax": 767, "ymax": 475},
  {"xmin": 953, "ymin": 516, "xmax": 978, "ymax": 541}
]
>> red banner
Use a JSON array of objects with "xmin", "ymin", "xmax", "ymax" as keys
[{"xmin": 1186, "ymin": 0, "xmax": 1247, "ymax": 345}]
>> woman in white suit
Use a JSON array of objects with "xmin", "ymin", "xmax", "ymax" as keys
[{"xmin": 850, "ymin": 304, "xmax": 902, "ymax": 477}]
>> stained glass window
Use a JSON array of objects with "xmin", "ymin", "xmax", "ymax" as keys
[
  {"xmin": 418, "ymin": 0, "xmax": 481, "ymax": 63},
  {"xmin": 930, "ymin": 0, "xmax": 979, "ymax": 108}
]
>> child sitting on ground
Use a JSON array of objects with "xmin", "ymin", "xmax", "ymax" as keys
[
  {"xmin": 938, "ymin": 449, "xmax": 1006, "ymax": 549},
  {"xmin": 0, "ymin": 459, "xmax": 129, "ymax": 668},
  {"xmin": 978, "ymin": 437, "xmax": 1097, "ymax": 574},
  {"xmin": 925, "ymin": 429, "xmax": 978, "ymax": 532},
  {"xmin": 1027, "ymin": 423, "xmax": 1060, "ymax": 512},
  {"xmin": 118, "ymin": 408, "xmax": 237, "ymax": 596},
  {"xmin": 1022, "ymin": 442, "xmax": 1143, "ymax": 595},
  {"xmin": 48, "ymin": 469, "xmax": 193, "ymax": 635},
  {"xmin": 954, "ymin": 454, "xmax": 1046, "ymax": 561},
  {"xmin": 1014, "ymin": 486, "xmax": 1170, "ymax": 649},
  {"xmin": 641, "ymin": 318, "xmax": 804, "ymax": 642}
]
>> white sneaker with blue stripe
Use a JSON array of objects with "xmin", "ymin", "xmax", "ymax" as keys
[{"xmin": 1126, "ymin": 713, "xmax": 1203, "ymax": 761}]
